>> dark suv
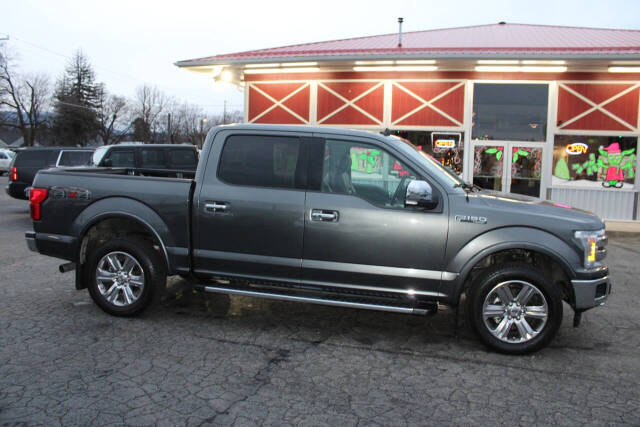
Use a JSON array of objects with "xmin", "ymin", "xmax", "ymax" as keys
[
  {"xmin": 91, "ymin": 144, "xmax": 199, "ymax": 178},
  {"xmin": 6, "ymin": 147, "xmax": 94, "ymax": 200}
]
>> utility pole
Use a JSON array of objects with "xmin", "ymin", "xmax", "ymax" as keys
[
  {"xmin": 223, "ymin": 100, "xmax": 227, "ymax": 124},
  {"xmin": 167, "ymin": 113, "xmax": 172, "ymax": 143}
]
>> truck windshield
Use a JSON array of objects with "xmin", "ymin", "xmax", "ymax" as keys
[{"xmin": 387, "ymin": 136, "xmax": 466, "ymax": 187}]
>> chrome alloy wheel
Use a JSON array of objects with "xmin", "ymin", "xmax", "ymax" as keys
[
  {"xmin": 482, "ymin": 280, "xmax": 548, "ymax": 344},
  {"xmin": 95, "ymin": 251, "xmax": 145, "ymax": 307}
]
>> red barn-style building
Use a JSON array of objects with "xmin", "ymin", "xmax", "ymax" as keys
[{"xmin": 176, "ymin": 22, "xmax": 640, "ymax": 220}]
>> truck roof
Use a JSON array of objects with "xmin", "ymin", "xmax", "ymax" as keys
[
  {"xmin": 14, "ymin": 146, "xmax": 94, "ymax": 151},
  {"xmin": 103, "ymin": 143, "xmax": 197, "ymax": 148},
  {"xmin": 211, "ymin": 124, "xmax": 386, "ymax": 140}
]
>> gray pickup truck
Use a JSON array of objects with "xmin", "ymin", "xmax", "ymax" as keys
[{"xmin": 25, "ymin": 124, "xmax": 610, "ymax": 354}]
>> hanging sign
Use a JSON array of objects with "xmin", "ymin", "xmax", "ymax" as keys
[
  {"xmin": 431, "ymin": 132, "xmax": 461, "ymax": 152},
  {"xmin": 434, "ymin": 139, "xmax": 456, "ymax": 149},
  {"xmin": 565, "ymin": 142, "xmax": 588, "ymax": 155}
]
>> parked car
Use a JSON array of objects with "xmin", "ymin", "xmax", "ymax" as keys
[
  {"xmin": 0, "ymin": 149, "xmax": 16, "ymax": 175},
  {"xmin": 24, "ymin": 125, "xmax": 610, "ymax": 354},
  {"xmin": 91, "ymin": 143, "xmax": 198, "ymax": 178},
  {"xmin": 6, "ymin": 147, "xmax": 94, "ymax": 200}
]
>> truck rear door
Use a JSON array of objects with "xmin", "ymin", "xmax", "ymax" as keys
[{"xmin": 193, "ymin": 130, "xmax": 310, "ymax": 281}]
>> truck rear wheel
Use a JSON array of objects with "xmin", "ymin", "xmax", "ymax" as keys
[
  {"xmin": 87, "ymin": 237, "xmax": 166, "ymax": 316},
  {"xmin": 466, "ymin": 263, "xmax": 562, "ymax": 354}
]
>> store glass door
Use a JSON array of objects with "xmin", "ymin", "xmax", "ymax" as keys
[
  {"xmin": 473, "ymin": 143, "xmax": 505, "ymax": 192},
  {"xmin": 508, "ymin": 146, "xmax": 543, "ymax": 197},
  {"xmin": 472, "ymin": 143, "xmax": 543, "ymax": 197}
]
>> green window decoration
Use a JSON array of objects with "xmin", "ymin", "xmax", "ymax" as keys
[{"xmin": 552, "ymin": 135, "xmax": 637, "ymax": 189}]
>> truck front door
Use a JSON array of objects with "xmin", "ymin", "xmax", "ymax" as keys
[
  {"xmin": 193, "ymin": 131, "xmax": 309, "ymax": 282},
  {"xmin": 301, "ymin": 136, "xmax": 449, "ymax": 297}
]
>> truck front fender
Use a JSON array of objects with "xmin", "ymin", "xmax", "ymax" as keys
[{"xmin": 443, "ymin": 226, "xmax": 582, "ymax": 304}]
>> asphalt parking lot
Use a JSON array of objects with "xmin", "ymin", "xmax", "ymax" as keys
[{"xmin": 1, "ymin": 174, "xmax": 639, "ymax": 425}]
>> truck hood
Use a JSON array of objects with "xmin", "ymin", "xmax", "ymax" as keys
[{"xmin": 470, "ymin": 190, "xmax": 605, "ymax": 231}]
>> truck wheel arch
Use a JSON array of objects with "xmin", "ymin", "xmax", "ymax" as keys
[
  {"xmin": 73, "ymin": 198, "xmax": 174, "ymax": 276},
  {"xmin": 446, "ymin": 227, "xmax": 580, "ymax": 305}
]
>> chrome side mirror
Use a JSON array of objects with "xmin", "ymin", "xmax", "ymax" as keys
[{"xmin": 405, "ymin": 180, "xmax": 439, "ymax": 210}]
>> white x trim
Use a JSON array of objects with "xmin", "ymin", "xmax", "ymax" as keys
[
  {"xmin": 558, "ymin": 83, "xmax": 640, "ymax": 131},
  {"xmin": 317, "ymin": 81, "xmax": 384, "ymax": 125},
  {"xmin": 391, "ymin": 81, "xmax": 465, "ymax": 127},
  {"xmin": 249, "ymin": 83, "xmax": 310, "ymax": 124}
]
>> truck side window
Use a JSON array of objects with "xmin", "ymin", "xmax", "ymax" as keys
[
  {"xmin": 107, "ymin": 151, "xmax": 135, "ymax": 167},
  {"xmin": 58, "ymin": 151, "xmax": 93, "ymax": 166},
  {"xmin": 322, "ymin": 139, "xmax": 419, "ymax": 208},
  {"xmin": 140, "ymin": 149, "xmax": 166, "ymax": 168},
  {"xmin": 14, "ymin": 150, "xmax": 50, "ymax": 167},
  {"xmin": 169, "ymin": 149, "xmax": 197, "ymax": 170},
  {"xmin": 218, "ymin": 135, "xmax": 300, "ymax": 189}
]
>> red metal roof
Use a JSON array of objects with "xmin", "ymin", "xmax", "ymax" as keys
[{"xmin": 177, "ymin": 23, "xmax": 640, "ymax": 66}]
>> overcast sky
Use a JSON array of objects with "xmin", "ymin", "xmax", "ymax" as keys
[{"xmin": 2, "ymin": 0, "xmax": 640, "ymax": 115}]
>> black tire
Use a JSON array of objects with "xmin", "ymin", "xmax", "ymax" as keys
[
  {"xmin": 466, "ymin": 262, "xmax": 563, "ymax": 355},
  {"xmin": 87, "ymin": 236, "xmax": 166, "ymax": 317}
]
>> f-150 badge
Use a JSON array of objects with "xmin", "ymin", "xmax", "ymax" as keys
[{"xmin": 455, "ymin": 215, "xmax": 487, "ymax": 224}]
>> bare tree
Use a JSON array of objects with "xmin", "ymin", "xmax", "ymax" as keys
[
  {"xmin": 96, "ymin": 85, "xmax": 129, "ymax": 145},
  {"xmin": 0, "ymin": 49, "xmax": 51, "ymax": 146},
  {"xmin": 176, "ymin": 103, "xmax": 205, "ymax": 145},
  {"xmin": 132, "ymin": 84, "xmax": 168, "ymax": 143},
  {"xmin": 225, "ymin": 110, "xmax": 244, "ymax": 124}
]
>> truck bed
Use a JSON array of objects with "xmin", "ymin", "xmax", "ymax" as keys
[{"xmin": 31, "ymin": 168, "xmax": 194, "ymax": 273}]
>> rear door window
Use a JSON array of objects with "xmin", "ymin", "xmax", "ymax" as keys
[
  {"xmin": 57, "ymin": 151, "xmax": 93, "ymax": 166},
  {"xmin": 106, "ymin": 150, "xmax": 135, "ymax": 167},
  {"xmin": 169, "ymin": 149, "xmax": 197, "ymax": 169},
  {"xmin": 140, "ymin": 149, "xmax": 166, "ymax": 168},
  {"xmin": 0, "ymin": 152, "xmax": 7, "ymax": 160},
  {"xmin": 218, "ymin": 135, "xmax": 301, "ymax": 189}
]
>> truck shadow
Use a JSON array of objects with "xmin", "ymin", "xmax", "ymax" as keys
[
  {"xmin": 157, "ymin": 277, "xmax": 478, "ymax": 349},
  {"xmin": 154, "ymin": 276, "xmax": 607, "ymax": 357}
]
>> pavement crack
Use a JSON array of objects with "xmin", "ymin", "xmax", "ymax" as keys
[{"xmin": 198, "ymin": 348, "xmax": 291, "ymax": 425}]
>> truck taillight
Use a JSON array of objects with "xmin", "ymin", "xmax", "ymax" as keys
[
  {"xmin": 10, "ymin": 167, "xmax": 17, "ymax": 181},
  {"xmin": 29, "ymin": 188, "xmax": 48, "ymax": 220}
]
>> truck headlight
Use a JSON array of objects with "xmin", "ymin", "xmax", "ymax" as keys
[{"xmin": 574, "ymin": 229, "xmax": 606, "ymax": 269}]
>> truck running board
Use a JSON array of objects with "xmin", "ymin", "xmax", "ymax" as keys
[{"xmin": 201, "ymin": 285, "xmax": 433, "ymax": 315}]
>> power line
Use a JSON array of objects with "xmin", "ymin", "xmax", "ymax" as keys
[
  {"xmin": 6, "ymin": 35, "xmax": 244, "ymax": 112},
  {"xmin": 13, "ymin": 36, "xmax": 159, "ymax": 86}
]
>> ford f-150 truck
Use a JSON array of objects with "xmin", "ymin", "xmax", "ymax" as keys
[{"xmin": 25, "ymin": 124, "xmax": 610, "ymax": 354}]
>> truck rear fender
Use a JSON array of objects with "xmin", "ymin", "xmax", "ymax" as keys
[
  {"xmin": 445, "ymin": 226, "xmax": 581, "ymax": 304},
  {"xmin": 72, "ymin": 197, "xmax": 175, "ymax": 274}
]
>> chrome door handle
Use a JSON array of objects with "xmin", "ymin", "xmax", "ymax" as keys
[
  {"xmin": 205, "ymin": 202, "xmax": 228, "ymax": 213},
  {"xmin": 311, "ymin": 209, "xmax": 339, "ymax": 222}
]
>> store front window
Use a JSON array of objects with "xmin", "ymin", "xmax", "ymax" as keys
[
  {"xmin": 472, "ymin": 83, "xmax": 548, "ymax": 142},
  {"xmin": 394, "ymin": 130, "xmax": 464, "ymax": 176},
  {"xmin": 552, "ymin": 135, "xmax": 637, "ymax": 189}
]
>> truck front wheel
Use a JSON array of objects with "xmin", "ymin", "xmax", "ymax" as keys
[
  {"xmin": 87, "ymin": 237, "xmax": 166, "ymax": 316},
  {"xmin": 466, "ymin": 263, "xmax": 563, "ymax": 354}
]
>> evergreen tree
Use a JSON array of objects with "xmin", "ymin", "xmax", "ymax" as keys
[
  {"xmin": 52, "ymin": 50, "xmax": 100, "ymax": 146},
  {"xmin": 132, "ymin": 117, "xmax": 150, "ymax": 142}
]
